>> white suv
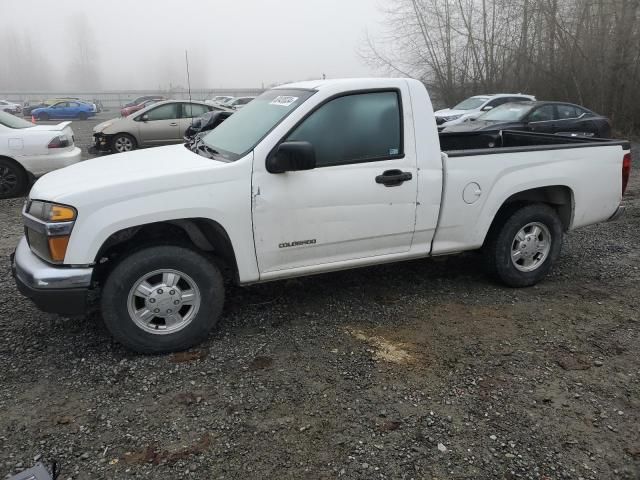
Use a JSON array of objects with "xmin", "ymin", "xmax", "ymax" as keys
[{"xmin": 435, "ymin": 93, "xmax": 535, "ymax": 129}]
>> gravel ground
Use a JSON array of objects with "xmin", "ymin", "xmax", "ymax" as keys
[{"xmin": 0, "ymin": 122, "xmax": 638, "ymax": 479}]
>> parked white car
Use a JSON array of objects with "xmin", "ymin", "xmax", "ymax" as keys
[
  {"xmin": 435, "ymin": 93, "xmax": 535, "ymax": 128},
  {"xmin": 0, "ymin": 100, "xmax": 22, "ymax": 115},
  {"xmin": 227, "ymin": 96, "xmax": 255, "ymax": 110},
  {"xmin": 12, "ymin": 78, "xmax": 630, "ymax": 353},
  {"xmin": 0, "ymin": 111, "xmax": 81, "ymax": 198},
  {"xmin": 205, "ymin": 96, "xmax": 234, "ymax": 107}
]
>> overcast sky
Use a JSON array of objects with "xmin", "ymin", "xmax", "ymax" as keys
[{"xmin": 0, "ymin": 0, "xmax": 385, "ymax": 90}]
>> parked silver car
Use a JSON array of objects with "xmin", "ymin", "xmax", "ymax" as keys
[{"xmin": 92, "ymin": 100, "xmax": 230, "ymax": 153}]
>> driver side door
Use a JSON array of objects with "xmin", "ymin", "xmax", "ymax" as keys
[
  {"xmin": 252, "ymin": 90, "xmax": 419, "ymax": 275},
  {"xmin": 137, "ymin": 103, "xmax": 181, "ymax": 146}
]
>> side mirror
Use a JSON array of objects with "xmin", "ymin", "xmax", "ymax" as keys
[
  {"xmin": 267, "ymin": 141, "xmax": 316, "ymax": 174},
  {"xmin": 481, "ymin": 105, "xmax": 494, "ymax": 111},
  {"xmin": 139, "ymin": 114, "xmax": 149, "ymax": 122}
]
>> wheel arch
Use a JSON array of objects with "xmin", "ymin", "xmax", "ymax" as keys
[
  {"xmin": 93, "ymin": 218, "xmax": 239, "ymax": 284},
  {"xmin": 483, "ymin": 185, "xmax": 574, "ymax": 245}
]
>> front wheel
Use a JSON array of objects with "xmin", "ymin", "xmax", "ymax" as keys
[
  {"xmin": 111, "ymin": 133, "xmax": 137, "ymax": 153},
  {"xmin": 483, "ymin": 203, "xmax": 563, "ymax": 287},
  {"xmin": 101, "ymin": 245, "xmax": 225, "ymax": 353},
  {"xmin": 77, "ymin": 112, "xmax": 88, "ymax": 120}
]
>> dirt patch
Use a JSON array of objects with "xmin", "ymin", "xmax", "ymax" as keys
[{"xmin": 346, "ymin": 328, "xmax": 415, "ymax": 363}]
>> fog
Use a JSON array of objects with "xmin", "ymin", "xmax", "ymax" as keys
[{"xmin": 0, "ymin": 0, "xmax": 383, "ymax": 92}]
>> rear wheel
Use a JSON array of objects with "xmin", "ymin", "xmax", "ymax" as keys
[
  {"xmin": 111, "ymin": 133, "xmax": 137, "ymax": 153},
  {"xmin": 483, "ymin": 203, "xmax": 563, "ymax": 287},
  {"xmin": 77, "ymin": 112, "xmax": 88, "ymax": 120},
  {"xmin": 101, "ymin": 245, "xmax": 225, "ymax": 353},
  {"xmin": 0, "ymin": 158, "xmax": 28, "ymax": 199},
  {"xmin": 38, "ymin": 112, "xmax": 49, "ymax": 121}
]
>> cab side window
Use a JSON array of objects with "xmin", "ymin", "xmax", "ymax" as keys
[{"xmin": 287, "ymin": 91, "xmax": 402, "ymax": 168}]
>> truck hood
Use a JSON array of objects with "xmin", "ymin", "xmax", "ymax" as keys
[{"xmin": 29, "ymin": 144, "xmax": 225, "ymax": 203}]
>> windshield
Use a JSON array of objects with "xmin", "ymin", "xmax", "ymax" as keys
[
  {"xmin": 452, "ymin": 96, "xmax": 489, "ymax": 110},
  {"xmin": 0, "ymin": 110, "xmax": 33, "ymax": 129},
  {"xmin": 202, "ymin": 89, "xmax": 315, "ymax": 161},
  {"xmin": 478, "ymin": 103, "xmax": 533, "ymax": 121}
]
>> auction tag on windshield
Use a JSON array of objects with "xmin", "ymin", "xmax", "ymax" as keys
[{"xmin": 270, "ymin": 96, "xmax": 298, "ymax": 107}]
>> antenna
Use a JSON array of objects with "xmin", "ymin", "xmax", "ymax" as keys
[
  {"xmin": 185, "ymin": 50, "xmax": 192, "ymax": 103},
  {"xmin": 185, "ymin": 49, "xmax": 194, "ymax": 129}
]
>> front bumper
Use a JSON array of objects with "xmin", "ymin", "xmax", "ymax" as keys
[
  {"xmin": 91, "ymin": 133, "xmax": 112, "ymax": 153},
  {"xmin": 11, "ymin": 236, "xmax": 93, "ymax": 315}
]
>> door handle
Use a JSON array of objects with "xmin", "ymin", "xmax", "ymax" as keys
[
  {"xmin": 375, "ymin": 169, "xmax": 412, "ymax": 187},
  {"xmin": 169, "ymin": 122, "xmax": 178, "ymax": 126}
]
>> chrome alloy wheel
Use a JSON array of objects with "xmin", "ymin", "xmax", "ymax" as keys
[
  {"xmin": 510, "ymin": 222, "xmax": 551, "ymax": 272},
  {"xmin": 127, "ymin": 269, "xmax": 201, "ymax": 335},
  {"xmin": 114, "ymin": 136, "xmax": 134, "ymax": 152}
]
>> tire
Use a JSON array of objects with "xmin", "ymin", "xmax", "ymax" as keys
[
  {"xmin": 38, "ymin": 112, "xmax": 49, "ymax": 121},
  {"xmin": 101, "ymin": 245, "xmax": 225, "ymax": 354},
  {"xmin": 111, "ymin": 133, "xmax": 137, "ymax": 153},
  {"xmin": 0, "ymin": 158, "xmax": 29, "ymax": 199},
  {"xmin": 77, "ymin": 112, "xmax": 88, "ymax": 120},
  {"xmin": 482, "ymin": 203, "xmax": 563, "ymax": 287}
]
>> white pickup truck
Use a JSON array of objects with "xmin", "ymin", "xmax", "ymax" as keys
[{"xmin": 12, "ymin": 78, "xmax": 631, "ymax": 353}]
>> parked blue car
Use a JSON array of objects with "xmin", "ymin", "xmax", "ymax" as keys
[{"xmin": 31, "ymin": 101, "xmax": 96, "ymax": 121}]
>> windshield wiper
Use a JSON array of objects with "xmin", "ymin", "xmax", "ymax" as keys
[{"xmin": 197, "ymin": 143, "xmax": 219, "ymax": 157}]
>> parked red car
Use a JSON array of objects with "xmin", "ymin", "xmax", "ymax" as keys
[{"xmin": 120, "ymin": 99, "xmax": 159, "ymax": 117}]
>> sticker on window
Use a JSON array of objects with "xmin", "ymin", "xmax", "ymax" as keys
[
  {"xmin": 270, "ymin": 96, "xmax": 298, "ymax": 107},
  {"xmin": 389, "ymin": 148, "xmax": 399, "ymax": 155}
]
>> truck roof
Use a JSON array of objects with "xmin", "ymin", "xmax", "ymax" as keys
[{"xmin": 275, "ymin": 77, "xmax": 412, "ymax": 91}]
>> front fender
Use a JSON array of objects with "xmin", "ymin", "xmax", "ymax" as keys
[{"xmin": 62, "ymin": 157, "xmax": 259, "ymax": 283}]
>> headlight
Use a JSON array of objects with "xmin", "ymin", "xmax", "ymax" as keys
[
  {"xmin": 24, "ymin": 201, "xmax": 77, "ymax": 263},
  {"xmin": 443, "ymin": 114, "xmax": 463, "ymax": 122}
]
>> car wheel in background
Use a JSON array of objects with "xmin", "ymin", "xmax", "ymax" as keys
[
  {"xmin": 37, "ymin": 113, "xmax": 49, "ymax": 121},
  {"xmin": 101, "ymin": 245, "xmax": 225, "ymax": 353},
  {"xmin": 77, "ymin": 112, "xmax": 88, "ymax": 120},
  {"xmin": 482, "ymin": 203, "xmax": 563, "ymax": 287},
  {"xmin": 0, "ymin": 158, "xmax": 28, "ymax": 199},
  {"xmin": 111, "ymin": 133, "xmax": 137, "ymax": 153}
]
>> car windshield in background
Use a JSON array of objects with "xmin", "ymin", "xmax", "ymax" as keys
[
  {"xmin": 479, "ymin": 103, "xmax": 533, "ymax": 121},
  {"xmin": 0, "ymin": 111, "xmax": 32, "ymax": 129},
  {"xmin": 202, "ymin": 89, "xmax": 315, "ymax": 161},
  {"xmin": 452, "ymin": 97, "xmax": 489, "ymax": 110}
]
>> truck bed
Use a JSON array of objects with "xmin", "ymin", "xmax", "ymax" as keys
[{"xmin": 439, "ymin": 130, "xmax": 630, "ymax": 156}]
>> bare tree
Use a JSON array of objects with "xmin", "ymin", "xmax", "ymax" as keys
[{"xmin": 363, "ymin": 0, "xmax": 640, "ymax": 132}]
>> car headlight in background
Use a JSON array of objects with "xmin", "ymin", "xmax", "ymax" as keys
[{"xmin": 23, "ymin": 200, "xmax": 77, "ymax": 263}]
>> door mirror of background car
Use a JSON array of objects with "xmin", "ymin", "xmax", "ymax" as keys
[
  {"xmin": 481, "ymin": 105, "xmax": 494, "ymax": 111},
  {"xmin": 266, "ymin": 141, "xmax": 316, "ymax": 174}
]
